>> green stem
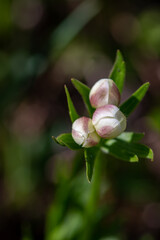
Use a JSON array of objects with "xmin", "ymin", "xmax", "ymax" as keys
[{"xmin": 82, "ymin": 150, "xmax": 103, "ymax": 240}]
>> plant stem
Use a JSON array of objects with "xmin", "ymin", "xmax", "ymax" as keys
[{"xmin": 82, "ymin": 150, "xmax": 103, "ymax": 240}]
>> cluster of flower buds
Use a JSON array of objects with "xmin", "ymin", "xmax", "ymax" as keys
[{"xmin": 72, "ymin": 78, "xmax": 126, "ymax": 148}]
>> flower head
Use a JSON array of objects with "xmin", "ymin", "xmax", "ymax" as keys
[
  {"xmin": 92, "ymin": 105, "xmax": 126, "ymax": 139},
  {"xmin": 89, "ymin": 78, "xmax": 120, "ymax": 108},
  {"xmin": 72, "ymin": 117, "xmax": 100, "ymax": 148}
]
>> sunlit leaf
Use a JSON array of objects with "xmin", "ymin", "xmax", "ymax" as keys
[
  {"xmin": 117, "ymin": 132, "xmax": 144, "ymax": 142},
  {"xmin": 52, "ymin": 133, "xmax": 81, "ymax": 150},
  {"xmin": 101, "ymin": 139, "xmax": 139, "ymax": 162},
  {"xmin": 101, "ymin": 138, "xmax": 153, "ymax": 162},
  {"xmin": 64, "ymin": 85, "xmax": 79, "ymax": 122},
  {"xmin": 120, "ymin": 82, "xmax": 150, "ymax": 117},
  {"xmin": 84, "ymin": 147, "xmax": 98, "ymax": 182},
  {"xmin": 109, "ymin": 50, "xmax": 126, "ymax": 94},
  {"xmin": 71, "ymin": 78, "xmax": 95, "ymax": 117},
  {"xmin": 129, "ymin": 142, "xmax": 153, "ymax": 160}
]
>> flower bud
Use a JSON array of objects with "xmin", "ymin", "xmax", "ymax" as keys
[
  {"xmin": 72, "ymin": 117, "xmax": 100, "ymax": 148},
  {"xmin": 89, "ymin": 78, "xmax": 120, "ymax": 108},
  {"xmin": 92, "ymin": 105, "xmax": 126, "ymax": 139}
]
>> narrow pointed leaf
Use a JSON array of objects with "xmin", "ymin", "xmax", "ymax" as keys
[
  {"xmin": 109, "ymin": 50, "xmax": 126, "ymax": 93},
  {"xmin": 71, "ymin": 78, "xmax": 95, "ymax": 117},
  {"xmin": 120, "ymin": 82, "xmax": 150, "ymax": 117},
  {"xmin": 84, "ymin": 147, "xmax": 98, "ymax": 182},
  {"xmin": 102, "ymin": 138, "xmax": 153, "ymax": 161},
  {"xmin": 116, "ymin": 140, "xmax": 153, "ymax": 160},
  {"xmin": 101, "ymin": 139, "xmax": 139, "ymax": 162},
  {"xmin": 117, "ymin": 132, "xmax": 144, "ymax": 143},
  {"xmin": 64, "ymin": 85, "xmax": 79, "ymax": 122},
  {"xmin": 52, "ymin": 133, "xmax": 81, "ymax": 150},
  {"xmin": 131, "ymin": 143, "xmax": 153, "ymax": 160}
]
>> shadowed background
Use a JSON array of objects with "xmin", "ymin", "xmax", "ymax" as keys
[{"xmin": 0, "ymin": 0, "xmax": 160, "ymax": 239}]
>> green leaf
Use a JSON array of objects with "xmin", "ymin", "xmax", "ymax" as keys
[
  {"xmin": 52, "ymin": 133, "xmax": 81, "ymax": 150},
  {"xmin": 64, "ymin": 85, "xmax": 79, "ymax": 122},
  {"xmin": 101, "ymin": 139, "xmax": 139, "ymax": 162},
  {"xmin": 117, "ymin": 132, "xmax": 144, "ymax": 142},
  {"xmin": 84, "ymin": 147, "xmax": 98, "ymax": 182},
  {"xmin": 120, "ymin": 82, "xmax": 150, "ymax": 117},
  {"xmin": 101, "ymin": 138, "xmax": 153, "ymax": 162},
  {"xmin": 71, "ymin": 78, "xmax": 95, "ymax": 117},
  {"xmin": 129, "ymin": 142, "xmax": 153, "ymax": 160},
  {"xmin": 109, "ymin": 50, "xmax": 126, "ymax": 93}
]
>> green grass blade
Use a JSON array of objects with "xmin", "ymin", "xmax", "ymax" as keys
[
  {"xmin": 51, "ymin": 0, "xmax": 101, "ymax": 60},
  {"xmin": 120, "ymin": 82, "xmax": 150, "ymax": 117},
  {"xmin": 109, "ymin": 50, "xmax": 126, "ymax": 94},
  {"xmin": 71, "ymin": 78, "xmax": 95, "ymax": 117},
  {"xmin": 64, "ymin": 85, "xmax": 79, "ymax": 122}
]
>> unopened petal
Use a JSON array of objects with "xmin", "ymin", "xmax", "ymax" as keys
[
  {"xmin": 92, "ymin": 105, "xmax": 118, "ymax": 126},
  {"xmin": 72, "ymin": 117, "xmax": 89, "ymax": 138},
  {"xmin": 83, "ymin": 131, "xmax": 100, "ymax": 148},
  {"xmin": 89, "ymin": 79, "xmax": 120, "ymax": 108},
  {"xmin": 95, "ymin": 118, "xmax": 118, "ymax": 138},
  {"xmin": 72, "ymin": 116, "xmax": 100, "ymax": 147},
  {"xmin": 72, "ymin": 129, "xmax": 85, "ymax": 145},
  {"xmin": 92, "ymin": 105, "xmax": 127, "ymax": 139},
  {"xmin": 89, "ymin": 79, "xmax": 109, "ymax": 108},
  {"xmin": 108, "ymin": 80, "xmax": 121, "ymax": 106}
]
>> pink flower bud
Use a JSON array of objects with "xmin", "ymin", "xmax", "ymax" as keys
[
  {"xmin": 72, "ymin": 117, "xmax": 100, "ymax": 148},
  {"xmin": 89, "ymin": 79, "xmax": 120, "ymax": 108},
  {"xmin": 92, "ymin": 105, "xmax": 126, "ymax": 139}
]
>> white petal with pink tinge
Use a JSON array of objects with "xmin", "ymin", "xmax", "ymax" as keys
[
  {"xmin": 92, "ymin": 105, "xmax": 126, "ymax": 139},
  {"xmin": 72, "ymin": 117, "xmax": 100, "ymax": 148},
  {"xmin": 89, "ymin": 78, "xmax": 120, "ymax": 108}
]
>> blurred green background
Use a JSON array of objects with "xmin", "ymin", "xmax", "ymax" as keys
[{"xmin": 0, "ymin": 0, "xmax": 160, "ymax": 239}]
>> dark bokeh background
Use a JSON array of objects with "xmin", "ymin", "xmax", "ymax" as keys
[{"xmin": 1, "ymin": 0, "xmax": 160, "ymax": 239}]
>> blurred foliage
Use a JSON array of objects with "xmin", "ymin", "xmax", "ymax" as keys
[{"xmin": 0, "ymin": 0, "xmax": 160, "ymax": 239}]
